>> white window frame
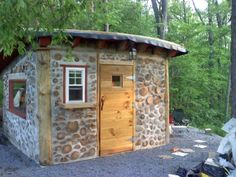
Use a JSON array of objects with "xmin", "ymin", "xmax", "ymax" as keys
[{"xmin": 65, "ymin": 67, "xmax": 85, "ymax": 103}]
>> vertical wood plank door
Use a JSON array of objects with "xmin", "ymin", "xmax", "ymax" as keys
[{"xmin": 100, "ymin": 64, "xmax": 134, "ymax": 156}]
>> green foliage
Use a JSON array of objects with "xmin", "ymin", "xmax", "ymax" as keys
[{"xmin": 168, "ymin": 0, "xmax": 231, "ymax": 132}]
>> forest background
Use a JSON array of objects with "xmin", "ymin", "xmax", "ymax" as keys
[{"xmin": 0, "ymin": 0, "xmax": 231, "ymax": 135}]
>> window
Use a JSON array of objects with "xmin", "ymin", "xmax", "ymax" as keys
[
  {"xmin": 112, "ymin": 75, "xmax": 123, "ymax": 87},
  {"xmin": 65, "ymin": 67, "xmax": 86, "ymax": 103},
  {"xmin": 9, "ymin": 80, "xmax": 26, "ymax": 118}
]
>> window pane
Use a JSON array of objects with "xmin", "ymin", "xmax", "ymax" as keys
[
  {"xmin": 69, "ymin": 86, "xmax": 83, "ymax": 101},
  {"xmin": 76, "ymin": 78, "xmax": 82, "ymax": 84},
  {"xmin": 75, "ymin": 71, "xmax": 82, "ymax": 77},
  {"xmin": 11, "ymin": 81, "xmax": 26, "ymax": 117},
  {"xmin": 69, "ymin": 71, "xmax": 75, "ymax": 77},
  {"xmin": 69, "ymin": 78, "xmax": 75, "ymax": 84},
  {"xmin": 112, "ymin": 75, "xmax": 123, "ymax": 87}
]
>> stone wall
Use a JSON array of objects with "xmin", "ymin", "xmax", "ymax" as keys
[
  {"xmin": 135, "ymin": 55, "xmax": 167, "ymax": 149},
  {"xmin": 2, "ymin": 54, "xmax": 39, "ymax": 162},
  {"xmin": 50, "ymin": 48, "xmax": 97, "ymax": 164}
]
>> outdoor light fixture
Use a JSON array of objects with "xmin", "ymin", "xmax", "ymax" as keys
[{"xmin": 129, "ymin": 47, "xmax": 137, "ymax": 60}]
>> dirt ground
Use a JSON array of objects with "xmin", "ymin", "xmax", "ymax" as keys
[{"xmin": 0, "ymin": 127, "xmax": 222, "ymax": 177}]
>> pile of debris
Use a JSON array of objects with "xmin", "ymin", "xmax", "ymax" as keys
[{"xmin": 169, "ymin": 118, "xmax": 236, "ymax": 177}]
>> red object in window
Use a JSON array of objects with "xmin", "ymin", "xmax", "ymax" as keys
[
  {"xmin": 9, "ymin": 80, "xmax": 26, "ymax": 119},
  {"xmin": 169, "ymin": 114, "xmax": 173, "ymax": 124}
]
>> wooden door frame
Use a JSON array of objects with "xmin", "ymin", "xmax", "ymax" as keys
[{"xmin": 97, "ymin": 59, "xmax": 135, "ymax": 156}]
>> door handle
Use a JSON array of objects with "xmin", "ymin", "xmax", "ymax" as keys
[{"xmin": 101, "ymin": 96, "xmax": 105, "ymax": 111}]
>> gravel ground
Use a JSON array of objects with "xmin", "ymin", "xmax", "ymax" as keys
[{"xmin": 0, "ymin": 127, "xmax": 222, "ymax": 177}]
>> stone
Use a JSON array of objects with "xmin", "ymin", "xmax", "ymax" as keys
[
  {"xmin": 142, "ymin": 141, "xmax": 148, "ymax": 147},
  {"xmin": 88, "ymin": 148, "xmax": 95, "ymax": 156},
  {"xmin": 62, "ymin": 145, "xmax": 72, "ymax": 154},
  {"xmin": 135, "ymin": 140, "xmax": 141, "ymax": 146},
  {"xmin": 55, "ymin": 146, "xmax": 62, "ymax": 151},
  {"xmin": 53, "ymin": 91, "xmax": 59, "ymax": 97},
  {"xmin": 159, "ymin": 107, "xmax": 164, "ymax": 114},
  {"xmin": 74, "ymin": 57, "xmax": 80, "ymax": 62},
  {"xmin": 153, "ymin": 96, "xmax": 160, "ymax": 105},
  {"xmin": 60, "ymin": 157, "xmax": 68, "ymax": 162},
  {"xmin": 139, "ymin": 114, "xmax": 145, "ymax": 120},
  {"xmin": 57, "ymin": 132, "xmax": 66, "ymax": 140},
  {"xmin": 136, "ymin": 126, "xmax": 143, "ymax": 132},
  {"xmin": 89, "ymin": 56, "xmax": 95, "ymax": 63},
  {"xmin": 74, "ymin": 145, "xmax": 81, "ymax": 149},
  {"xmin": 72, "ymin": 134, "xmax": 80, "ymax": 139},
  {"xmin": 145, "ymin": 74, "xmax": 151, "ymax": 81},
  {"xmin": 66, "ymin": 121, "xmax": 79, "ymax": 133},
  {"xmin": 80, "ymin": 139, "xmax": 89, "ymax": 146},
  {"xmin": 139, "ymin": 87, "xmax": 148, "ymax": 96},
  {"xmin": 54, "ymin": 53, "xmax": 62, "ymax": 60},
  {"xmin": 71, "ymin": 151, "xmax": 80, "ymax": 160},
  {"xmin": 81, "ymin": 147, "xmax": 86, "ymax": 152},
  {"xmin": 138, "ymin": 77, "xmax": 144, "ymax": 82},
  {"xmin": 80, "ymin": 128, "xmax": 87, "ymax": 136},
  {"xmin": 150, "ymin": 140, "xmax": 154, "ymax": 146},
  {"xmin": 53, "ymin": 78, "xmax": 58, "ymax": 83},
  {"xmin": 146, "ymin": 96, "xmax": 153, "ymax": 105}
]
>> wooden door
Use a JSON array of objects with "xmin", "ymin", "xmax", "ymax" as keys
[{"xmin": 100, "ymin": 64, "xmax": 134, "ymax": 156}]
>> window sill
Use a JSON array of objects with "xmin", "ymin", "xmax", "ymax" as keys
[{"xmin": 59, "ymin": 102, "xmax": 96, "ymax": 109}]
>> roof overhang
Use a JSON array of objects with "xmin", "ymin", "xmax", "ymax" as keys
[{"xmin": 0, "ymin": 30, "xmax": 188, "ymax": 74}]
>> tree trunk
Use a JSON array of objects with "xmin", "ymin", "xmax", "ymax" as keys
[
  {"xmin": 160, "ymin": 0, "xmax": 167, "ymax": 39},
  {"xmin": 231, "ymin": 0, "xmax": 236, "ymax": 118},
  {"xmin": 151, "ymin": 0, "xmax": 167, "ymax": 39},
  {"xmin": 151, "ymin": 0, "xmax": 161, "ymax": 37}
]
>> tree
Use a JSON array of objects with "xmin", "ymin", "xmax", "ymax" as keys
[
  {"xmin": 231, "ymin": 0, "xmax": 236, "ymax": 117},
  {"xmin": 168, "ymin": 0, "xmax": 230, "ymax": 131}
]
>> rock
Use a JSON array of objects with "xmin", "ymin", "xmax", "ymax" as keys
[
  {"xmin": 159, "ymin": 107, "xmax": 164, "ymax": 114},
  {"xmin": 139, "ymin": 87, "xmax": 148, "ymax": 96},
  {"xmin": 66, "ymin": 121, "xmax": 79, "ymax": 133},
  {"xmin": 57, "ymin": 132, "xmax": 66, "ymax": 140},
  {"xmin": 146, "ymin": 96, "xmax": 153, "ymax": 105},
  {"xmin": 53, "ymin": 91, "xmax": 59, "ymax": 97},
  {"xmin": 53, "ymin": 78, "xmax": 58, "ymax": 83},
  {"xmin": 145, "ymin": 74, "xmax": 151, "ymax": 81},
  {"xmin": 74, "ymin": 145, "xmax": 81, "ymax": 149},
  {"xmin": 136, "ymin": 126, "xmax": 143, "ymax": 132},
  {"xmin": 82, "ymin": 148, "xmax": 95, "ymax": 158},
  {"xmin": 60, "ymin": 157, "xmax": 68, "ymax": 162},
  {"xmin": 72, "ymin": 134, "xmax": 80, "ymax": 139},
  {"xmin": 62, "ymin": 145, "xmax": 72, "ymax": 154},
  {"xmin": 74, "ymin": 57, "xmax": 80, "ymax": 62},
  {"xmin": 153, "ymin": 96, "xmax": 160, "ymax": 105},
  {"xmin": 89, "ymin": 56, "xmax": 95, "ymax": 63},
  {"xmin": 80, "ymin": 128, "xmax": 87, "ymax": 136},
  {"xmin": 80, "ymin": 139, "xmax": 89, "ymax": 146},
  {"xmin": 71, "ymin": 151, "xmax": 80, "ymax": 160},
  {"xmin": 135, "ymin": 140, "xmax": 141, "ymax": 146},
  {"xmin": 54, "ymin": 53, "xmax": 62, "ymax": 61},
  {"xmin": 139, "ymin": 114, "xmax": 145, "ymax": 120},
  {"xmin": 81, "ymin": 147, "xmax": 86, "ymax": 152},
  {"xmin": 142, "ymin": 141, "xmax": 148, "ymax": 147}
]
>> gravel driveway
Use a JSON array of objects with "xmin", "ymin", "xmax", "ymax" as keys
[{"xmin": 0, "ymin": 127, "xmax": 222, "ymax": 177}]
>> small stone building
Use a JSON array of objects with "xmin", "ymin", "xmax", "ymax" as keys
[{"xmin": 0, "ymin": 30, "xmax": 187, "ymax": 165}]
